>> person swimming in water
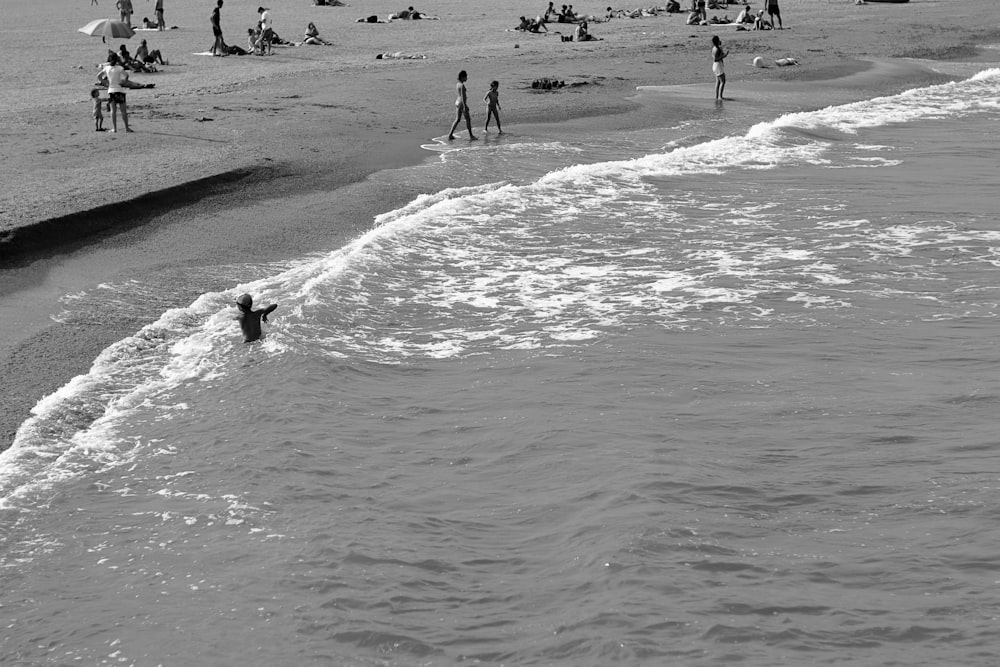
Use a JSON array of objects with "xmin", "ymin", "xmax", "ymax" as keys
[{"xmin": 234, "ymin": 293, "xmax": 277, "ymax": 342}]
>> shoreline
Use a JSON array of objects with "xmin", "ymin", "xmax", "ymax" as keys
[{"xmin": 2, "ymin": 0, "xmax": 1000, "ymax": 450}]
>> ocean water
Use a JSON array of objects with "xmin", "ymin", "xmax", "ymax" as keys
[{"xmin": 3, "ymin": 68, "xmax": 1000, "ymax": 666}]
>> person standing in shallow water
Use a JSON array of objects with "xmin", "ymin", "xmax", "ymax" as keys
[
  {"xmin": 484, "ymin": 80, "xmax": 503, "ymax": 134},
  {"xmin": 711, "ymin": 35, "xmax": 728, "ymax": 101},
  {"xmin": 448, "ymin": 70, "xmax": 477, "ymax": 141},
  {"xmin": 235, "ymin": 294, "xmax": 277, "ymax": 343}
]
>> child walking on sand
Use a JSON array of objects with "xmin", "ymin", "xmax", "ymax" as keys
[
  {"xmin": 90, "ymin": 88, "xmax": 107, "ymax": 132},
  {"xmin": 484, "ymin": 80, "xmax": 503, "ymax": 134}
]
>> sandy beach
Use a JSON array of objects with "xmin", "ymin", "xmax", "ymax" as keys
[{"xmin": 1, "ymin": 0, "xmax": 999, "ymax": 449}]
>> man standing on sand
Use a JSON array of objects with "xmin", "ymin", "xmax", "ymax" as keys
[
  {"xmin": 766, "ymin": 0, "xmax": 782, "ymax": 29},
  {"xmin": 235, "ymin": 294, "xmax": 278, "ymax": 343},
  {"xmin": 210, "ymin": 0, "xmax": 225, "ymax": 56},
  {"xmin": 257, "ymin": 6, "xmax": 274, "ymax": 55},
  {"xmin": 155, "ymin": 0, "xmax": 165, "ymax": 31},
  {"xmin": 116, "ymin": 0, "xmax": 133, "ymax": 27},
  {"xmin": 101, "ymin": 53, "xmax": 133, "ymax": 133}
]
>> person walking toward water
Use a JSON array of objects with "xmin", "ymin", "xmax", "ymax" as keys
[
  {"xmin": 448, "ymin": 70, "xmax": 477, "ymax": 141},
  {"xmin": 210, "ymin": 0, "xmax": 226, "ymax": 57},
  {"xmin": 235, "ymin": 294, "xmax": 277, "ymax": 343},
  {"xmin": 711, "ymin": 35, "xmax": 728, "ymax": 100},
  {"xmin": 484, "ymin": 80, "xmax": 503, "ymax": 134}
]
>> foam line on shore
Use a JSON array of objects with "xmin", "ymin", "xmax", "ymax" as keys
[{"xmin": 0, "ymin": 167, "xmax": 263, "ymax": 266}]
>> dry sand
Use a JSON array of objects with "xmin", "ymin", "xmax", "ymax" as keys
[{"xmin": 1, "ymin": 0, "xmax": 999, "ymax": 448}]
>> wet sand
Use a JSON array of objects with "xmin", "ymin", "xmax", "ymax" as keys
[{"xmin": 2, "ymin": 0, "xmax": 999, "ymax": 448}]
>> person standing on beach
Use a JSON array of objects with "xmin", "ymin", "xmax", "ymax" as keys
[
  {"xmin": 766, "ymin": 0, "xmax": 782, "ymax": 29},
  {"xmin": 234, "ymin": 294, "xmax": 277, "ymax": 343},
  {"xmin": 116, "ymin": 0, "xmax": 134, "ymax": 27},
  {"xmin": 448, "ymin": 70, "xmax": 477, "ymax": 141},
  {"xmin": 256, "ymin": 6, "xmax": 274, "ymax": 55},
  {"xmin": 155, "ymin": 0, "xmax": 165, "ymax": 31},
  {"xmin": 210, "ymin": 0, "xmax": 226, "ymax": 56},
  {"xmin": 90, "ymin": 88, "xmax": 107, "ymax": 132},
  {"xmin": 101, "ymin": 53, "xmax": 133, "ymax": 132},
  {"xmin": 484, "ymin": 80, "xmax": 503, "ymax": 134},
  {"xmin": 711, "ymin": 35, "xmax": 728, "ymax": 101}
]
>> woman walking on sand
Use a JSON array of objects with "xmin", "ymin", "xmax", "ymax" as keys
[
  {"xmin": 448, "ymin": 70, "xmax": 477, "ymax": 141},
  {"xmin": 711, "ymin": 35, "xmax": 728, "ymax": 100}
]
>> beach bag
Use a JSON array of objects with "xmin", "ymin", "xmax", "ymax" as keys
[{"xmin": 365, "ymin": 15, "xmax": 378, "ymax": 22}]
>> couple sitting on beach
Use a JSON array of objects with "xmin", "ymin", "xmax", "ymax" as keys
[
  {"xmin": 390, "ymin": 6, "xmax": 438, "ymax": 19},
  {"xmin": 113, "ymin": 43, "xmax": 165, "ymax": 73},
  {"xmin": 516, "ymin": 15, "xmax": 548, "ymax": 32}
]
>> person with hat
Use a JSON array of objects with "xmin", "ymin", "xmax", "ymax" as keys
[{"xmin": 234, "ymin": 293, "xmax": 278, "ymax": 342}]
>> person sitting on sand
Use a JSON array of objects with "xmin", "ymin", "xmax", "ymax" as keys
[
  {"xmin": 517, "ymin": 15, "xmax": 548, "ymax": 32},
  {"xmin": 736, "ymin": 3, "xmax": 754, "ymax": 23},
  {"xmin": 303, "ymin": 22, "xmax": 332, "ymax": 44},
  {"xmin": 118, "ymin": 44, "xmax": 157, "ymax": 72},
  {"xmin": 234, "ymin": 293, "xmax": 277, "ymax": 343},
  {"xmin": 543, "ymin": 1, "xmax": 557, "ymax": 21},
  {"xmin": 574, "ymin": 20, "xmax": 597, "ymax": 40},
  {"xmin": 665, "ymin": 0, "xmax": 681, "ymax": 11},
  {"xmin": 135, "ymin": 39, "xmax": 167, "ymax": 65},
  {"xmin": 248, "ymin": 27, "xmax": 261, "ymax": 54},
  {"xmin": 754, "ymin": 9, "xmax": 772, "ymax": 29}
]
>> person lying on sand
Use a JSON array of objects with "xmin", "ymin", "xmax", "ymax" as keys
[{"xmin": 391, "ymin": 6, "xmax": 438, "ymax": 19}]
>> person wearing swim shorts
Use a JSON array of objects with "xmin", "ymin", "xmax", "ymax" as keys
[
  {"xmin": 766, "ymin": 0, "xmax": 782, "ymax": 29},
  {"xmin": 155, "ymin": 0, "xmax": 165, "ymax": 31},
  {"xmin": 100, "ymin": 53, "xmax": 133, "ymax": 132},
  {"xmin": 711, "ymin": 35, "xmax": 728, "ymax": 100}
]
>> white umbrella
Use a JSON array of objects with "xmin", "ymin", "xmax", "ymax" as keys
[{"xmin": 78, "ymin": 18, "xmax": 136, "ymax": 43}]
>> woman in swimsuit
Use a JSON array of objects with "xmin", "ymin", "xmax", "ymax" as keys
[
  {"xmin": 711, "ymin": 35, "xmax": 728, "ymax": 100},
  {"xmin": 448, "ymin": 70, "xmax": 477, "ymax": 141}
]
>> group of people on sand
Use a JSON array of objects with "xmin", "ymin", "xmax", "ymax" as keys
[
  {"xmin": 208, "ymin": 2, "xmax": 327, "ymax": 56},
  {"xmin": 92, "ymin": 51, "xmax": 154, "ymax": 133},
  {"xmin": 690, "ymin": 0, "xmax": 782, "ymax": 28},
  {"xmin": 515, "ymin": 4, "xmax": 601, "ymax": 40},
  {"xmin": 448, "ymin": 71, "xmax": 503, "ymax": 140}
]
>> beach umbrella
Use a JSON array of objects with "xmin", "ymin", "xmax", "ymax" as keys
[{"xmin": 78, "ymin": 18, "xmax": 135, "ymax": 43}]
